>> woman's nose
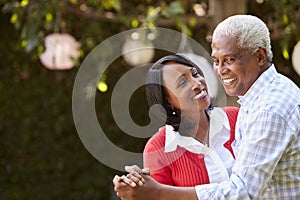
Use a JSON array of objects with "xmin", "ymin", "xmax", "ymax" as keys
[{"xmin": 191, "ymin": 78, "xmax": 201, "ymax": 91}]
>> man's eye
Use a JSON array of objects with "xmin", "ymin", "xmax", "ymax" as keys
[
  {"xmin": 224, "ymin": 57, "xmax": 235, "ymax": 64},
  {"xmin": 212, "ymin": 59, "xmax": 219, "ymax": 65}
]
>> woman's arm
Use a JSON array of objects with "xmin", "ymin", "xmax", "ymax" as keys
[
  {"xmin": 143, "ymin": 131, "xmax": 174, "ymax": 185},
  {"xmin": 113, "ymin": 173, "xmax": 198, "ymax": 200}
]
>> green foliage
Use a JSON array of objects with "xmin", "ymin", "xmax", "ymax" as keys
[
  {"xmin": 0, "ymin": 11, "xmax": 141, "ymax": 200},
  {"xmin": 3, "ymin": 0, "xmax": 299, "ymax": 61},
  {"xmin": 101, "ymin": 0, "xmax": 121, "ymax": 11},
  {"xmin": 259, "ymin": 0, "xmax": 300, "ymax": 59},
  {"xmin": 1, "ymin": 0, "xmax": 198, "ymax": 55}
]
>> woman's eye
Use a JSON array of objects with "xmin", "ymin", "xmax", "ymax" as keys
[
  {"xmin": 192, "ymin": 71, "xmax": 199, "ymax": 77},
  {"xmin": 178, "ymin": 78, "xmax": 186, "ymax": 87},
  {"xmin": 179, "ymin": 80, "xmax": 186, "ymax": 86}
]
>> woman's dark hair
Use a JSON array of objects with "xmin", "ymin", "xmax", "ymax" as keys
[{"xmin": 145, "ymin": 54, "xmax": 205, "ymax": 131}]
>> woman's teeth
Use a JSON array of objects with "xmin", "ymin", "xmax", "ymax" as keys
[{"xmin": 193, "ymin": 89, "xmax": 206, "ymax": 100}]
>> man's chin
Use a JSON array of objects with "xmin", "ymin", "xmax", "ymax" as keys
[{"xmin": 224, "ymin": 88, "xmax": 237, "ymax": 97}]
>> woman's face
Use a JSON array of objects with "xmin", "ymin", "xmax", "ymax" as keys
[{"xmin": 162, "ymin": 62, "xmax": 210, "ymax": 113}]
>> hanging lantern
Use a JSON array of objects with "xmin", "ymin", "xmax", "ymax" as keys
[
  {"xmin": 122, "ymin": 32, "xmax": 155, "ymax": 66},
  {"xmin": 40, "ymin": 33, "xmax": 80, "ymax": 70},
  {"xmin": 292, "ymin": 41, "xmax": 300, "ymax": 76}
]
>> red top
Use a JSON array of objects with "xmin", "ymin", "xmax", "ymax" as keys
[{"xmin": 143, "ymin": 107, "xmax": 239, "ymax": 186}]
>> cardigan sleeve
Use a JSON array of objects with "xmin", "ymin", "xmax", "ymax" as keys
[{"xmin": 143, "ymin": 127, "xmax": 174, "ymax": 185}]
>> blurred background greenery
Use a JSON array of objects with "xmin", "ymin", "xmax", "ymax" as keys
[{"xmin": 1, "ymin": 0, "xmax": 299, "ymax": 199}]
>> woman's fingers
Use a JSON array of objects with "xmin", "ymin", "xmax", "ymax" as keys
[
  {"xmin": 125, "ymin": 165, "xmax": 142, "ymax": 174},
  {"xmin": 113, "ymin": 165, "xmax": 150, "ymax": 190},
  {"xmin": 112, "ymin": 175, "xmax": 122, "ymax": 185},
  {"xmin": 142, "ymin": 168, "xmax": 150, "ymax": 175},
  {"xmin": 120, "ymin": 175, "xmax": 138, "ymax": 187},
  {"xmin": 125, "ymin": 165, "xmax": 150, "ymax": 175},
  {"xmin": 126, "ymin": 172, "xmax": 145, "ymax": 186}
]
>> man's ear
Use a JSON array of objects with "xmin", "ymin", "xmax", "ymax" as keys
[{"xmin": 256, "ymin": 48, "xmax": 267, "ymax": 66}]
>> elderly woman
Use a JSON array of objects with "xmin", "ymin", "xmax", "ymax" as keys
[{"xmin": 113, "ymin": 14, "xmax": 300, "ymax": 200}]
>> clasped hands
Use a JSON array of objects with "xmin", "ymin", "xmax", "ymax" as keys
[{"xmin": 113, "ymin": 165, "xmax": 160, "ymax": 200}]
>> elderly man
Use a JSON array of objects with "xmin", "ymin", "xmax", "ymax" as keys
[{"xmin": 113, "ymin": 15, "xmax": 300, "ymax": 200}]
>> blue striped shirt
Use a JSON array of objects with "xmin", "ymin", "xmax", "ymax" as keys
[{"xmin": 195, "ymin": 65, "xmax": 300, "ymax": 199}]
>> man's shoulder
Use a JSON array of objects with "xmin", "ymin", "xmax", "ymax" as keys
[
  {"xmin": 264, "ymin": 73, "xmax": 299, "ymax": 102},
  {"xmin": 255, "ymin": 75, "xmax": 299, "ymax": 117}
]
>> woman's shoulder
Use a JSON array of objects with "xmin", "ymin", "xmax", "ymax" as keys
[
  {"xmin": 210, "ymin": 106, "xmax": 239, "ymax": 120},
  {"xmin": 218, "ymin": 106, "xmax": 239, "ymax": 120},
  {"xmin": 144, "ymin": 126, "xmax": 166, "ymax": 153},
  {"xmin": 220, "ymin": 106, "xmax": 239, "ymax": 113}
]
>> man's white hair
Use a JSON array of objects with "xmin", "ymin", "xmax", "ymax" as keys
[{"xmin": 212, "ymin": 15, "xmax": 273, "ymax": 62}]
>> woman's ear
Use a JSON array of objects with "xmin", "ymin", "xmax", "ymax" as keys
[{"xmin": 165, "ymin": 97, "xmax": 173, "ymax": 109}]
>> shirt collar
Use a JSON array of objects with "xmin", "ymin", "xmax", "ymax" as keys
[
  {"xmin": 164, "ymin": 107, "xmax": 230, "ymax": 154},
  {"xmin": 238, "ymin": 65, "xmax": 277, "ymax": 107}
]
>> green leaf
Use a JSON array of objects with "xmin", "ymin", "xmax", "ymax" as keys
[
  {"xmin": 282, "ymin": 48, "xmax": 289, "ymax": 60},
  {"xmin": 101, "ymin": 0, "xmax": 121, "ymax": 12},
  {"xmin": 10, "ymin": 13, "xmax": 18, "ymax": 24},
  {"xmin": 282, "ymin": 14, "xmax": 289, "ymax": 25},
  {"xmin": 131, "ymin": 19, "xmax": 139, "ymax": 28},
  {"xmin": 45, "ymin": 13, "xmax": 53, "ymax": 22},
  {"xmin": 189, "ymin": 18, "xmax": 197, "ymax": 27},
  {"xmin": 20, "ymin": 0, "xmax": 29, "ymax": 7}
]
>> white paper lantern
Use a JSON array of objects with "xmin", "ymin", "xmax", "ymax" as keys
[
  {"xmin": 40, "ymin": 33, "xmax": 80, "ymax": 70},
  {"xmin": 122, "ymin": 32, "xmax": 155, "ymax": 66},
  {"xmin": 292, "ymin": 41, "xmax": 300, "ymax": 76}
]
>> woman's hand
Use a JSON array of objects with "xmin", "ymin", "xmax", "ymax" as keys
[
  {"xmin": 124, "ymin": 165, "xmax": 150, "ymax": 175},
  {"xmin": 113, "ymin": 173, "xmax": 161, "ymax": 200},
  {"xmin": 122, "ymin": 165, "xmax": 150, "ymax": 187},
  {"xmin": 114, "ymin": 165, "xmax": 151, "ymax": 188},
  {"xmin": 113, "ymin": 166, "xmax": 198, "ymax": 200}
]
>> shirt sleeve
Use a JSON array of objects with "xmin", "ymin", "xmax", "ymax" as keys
[
  {"xmin": 143, "ymin": 134, "xmax": 174, "ymax": 185},
  {"xmin": 195, "ymin": 109, "xmax": 293, "ymax": 199}
]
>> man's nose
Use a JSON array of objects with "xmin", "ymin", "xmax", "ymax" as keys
[{"xmin": 215, "ymin": 63, "xmax": 228, "ymax": 75}]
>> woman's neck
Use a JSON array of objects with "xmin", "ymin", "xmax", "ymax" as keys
[{"xmin": 178, "ymin": 110, "xmax": 210, "ymax": 144}]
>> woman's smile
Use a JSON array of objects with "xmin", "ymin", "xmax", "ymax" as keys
[
  {"xmin": 193, "ymin": 88, "xmax": 208, "ymax": 100},
  {"xmin": 162, "ymin": 62, "xmax": 211, "ymax": 112}
]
